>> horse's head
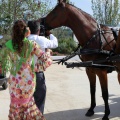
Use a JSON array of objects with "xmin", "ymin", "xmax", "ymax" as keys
[{"xmin": 40, "ymin": 0, "xmax": 68, "ymax": 30}]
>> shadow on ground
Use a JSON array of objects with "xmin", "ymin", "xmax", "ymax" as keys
[{"xmin": 45, "ymin": 94, "xmax": 120, "ymax": 120}]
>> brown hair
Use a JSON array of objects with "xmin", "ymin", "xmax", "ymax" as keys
[{"xmin": 12, "ymin": 20, "xmax": 27, "ymax": 53}]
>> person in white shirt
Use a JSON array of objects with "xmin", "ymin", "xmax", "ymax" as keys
[{"xmin": 27, "ymin": 20, "xmax": 58, "ymax": 114}]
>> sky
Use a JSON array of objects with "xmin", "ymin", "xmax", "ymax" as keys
[
  {"xmin": 72, "ymin": 0, "xmax": 93, "ymax": 15},
  {"xmin": 51, "ymin": 0, "xmax": 93, "ymax": 15}
]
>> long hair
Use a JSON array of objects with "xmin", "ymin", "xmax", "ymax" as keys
[{"xmin": 12, "ymin": 20, "xmax": 27, "ymax": 54}]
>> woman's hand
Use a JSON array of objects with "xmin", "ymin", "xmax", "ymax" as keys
[{"xmin": 45, "ymin": 48, "xmax": 53, "ymax": 56}]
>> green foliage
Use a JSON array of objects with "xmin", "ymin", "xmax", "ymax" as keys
[
  {"xmin": 53, "ymin": 37, "xmax": 77, "ymax": 55},
  {"xmin": 0, "ymin": 35, "xmax": 11, "ymax": 46},
  {"xmin": 0, "ymin": 0, "xmax": 76, "ymax": 55},
  {"xmin": 0, "ymin": 0, "xmax": 52, "ymax": 34},
  {"xmin": 51, "ymin": 27, "xmax": 77, "ymax": 55},
  {"xmin": 52, "ymin": 27, "xmax": 73, "ymax": 39},
  {"xmin": 91, "ymin": 0, "xmax": 120, "ymax": 26}
]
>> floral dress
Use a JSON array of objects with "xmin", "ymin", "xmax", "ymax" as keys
[{"xmin": 0, "ymin": 39, "xmax": 52, "ymax": 120}]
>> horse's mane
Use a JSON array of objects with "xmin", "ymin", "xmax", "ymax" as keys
[
  {"xmin": 67, "ymin": 3, "xmax": 110, "ymax": 29},
  {"xmin": 67, "ymin": 3, "xmax": 97, "ymax": 23},
  {"xmin": 49, "ymin": 2, "xmax": 96, "ymax": 24}
]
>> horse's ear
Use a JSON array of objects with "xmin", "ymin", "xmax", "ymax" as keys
[
  {"xmin": 58, "ymin": 0, "xmax": 62, "ymax": 3},
  {"xmin": 63, "ymin": 0, "xmax": 66, "ymax": 2},
  {"xmin": 58, "ymin": 0, "xmax": 66, "ymax": 3}
]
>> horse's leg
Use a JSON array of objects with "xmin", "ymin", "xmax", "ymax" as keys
[
  {"xmin": 85, "ymin": 68, "xmax": 96, "ymax": 117},
  {"xmin": 117, "ymin": 73, "xmax": 120, "ymax": 84},
  {"xmin": 97, "ymin": 70, "xmax": 110, "ymax": 120}
]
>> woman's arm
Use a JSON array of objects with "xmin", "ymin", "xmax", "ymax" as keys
[{"xmin": 32, "ymin": 41, "xmax": 52, "ymax": 71}]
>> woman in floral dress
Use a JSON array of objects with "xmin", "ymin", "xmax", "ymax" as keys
[{"xmin": 0, "ymin": 20, "xmax": 52, "ymax": 120}]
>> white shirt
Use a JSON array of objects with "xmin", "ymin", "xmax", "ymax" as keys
[
  {"xmin": 27, "ymin": 34, "xmax": 58, "ymax": 71},
  {"xmin": 28, "ymin": 34, "xmax": 58, "ymax": 52}
]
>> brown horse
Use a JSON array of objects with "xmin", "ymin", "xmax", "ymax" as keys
[{"xmin": 38, "ymin": 0, "xmax": 120, "ymax": 119}]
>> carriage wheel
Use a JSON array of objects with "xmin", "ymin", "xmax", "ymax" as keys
[{"xmin": 2, "ymin": 80, "xmax": 8, "ymax": 90}]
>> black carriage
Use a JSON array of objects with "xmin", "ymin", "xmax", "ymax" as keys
[{"xmin": 0, "ymin": 35, "xmax": 8, "ymax": 90}]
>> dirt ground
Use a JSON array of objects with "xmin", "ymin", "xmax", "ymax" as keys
[{"xmin": 0, "ymin": 61, "xmax": 120, "ymax": 120}]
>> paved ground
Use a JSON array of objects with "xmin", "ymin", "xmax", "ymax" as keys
[{"xmin": 0, "ymin": 56, "xmax": 120, "ymax": 120}]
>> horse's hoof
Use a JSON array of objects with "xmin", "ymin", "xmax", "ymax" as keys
[
  {"xmin": 85, "ymin": 110, "xmax": 94, "ymax": 116},
  {"xmin": 102, "ymin": 116, "xmax": 109, "ymax": 120}
]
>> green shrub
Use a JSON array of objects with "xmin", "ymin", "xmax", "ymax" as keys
[
  {"xmin": 0, "ymin": 34, "xmax": 11, "ymax": 46},
  {"xmin": 53, "ymin": 37, "xmax": 77, "ymax": 55}
]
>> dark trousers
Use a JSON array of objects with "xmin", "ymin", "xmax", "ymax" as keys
[{"xmin": 34, "ymin": 72, "xmax": 46, "ymax": 114}]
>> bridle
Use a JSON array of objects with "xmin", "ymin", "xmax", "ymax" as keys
[{"xmin": 40, "ymin": 17, "xmax": 53, "ymax": 30}]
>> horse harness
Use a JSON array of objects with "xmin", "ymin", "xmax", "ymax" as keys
[{"xmin": 55, "ymin": 24, "xmax": 120, "ymax": 72}]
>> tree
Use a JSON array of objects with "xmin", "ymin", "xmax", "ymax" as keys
[
  {"xmin": 91, "ymin": 0, "xmax": 120, "ymax": 26},
  {"xmin": 52, "ymin": 27, "xmax": 73, "ymax": 40},
  {"xmin": 0, "ymin": 0, "xmax": 52, "ymax": 34}
]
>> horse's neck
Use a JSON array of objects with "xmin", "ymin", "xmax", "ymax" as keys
[{"xmin": 65, "ymin": 5, "xmax": 97, "ymax": 46}]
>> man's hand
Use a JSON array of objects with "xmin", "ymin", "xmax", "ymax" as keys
[{"xmin": 45, "ymin": 30, "xmax": 52, "ymax": 37}]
